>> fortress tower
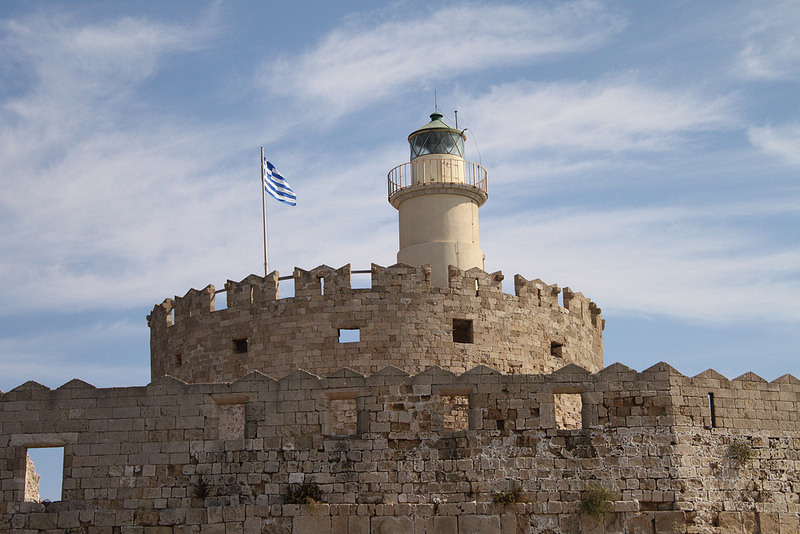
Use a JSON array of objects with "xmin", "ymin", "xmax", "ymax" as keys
[
  {"xmin": 4, "ymin": 111, "xmax": 795, "ymax": 534},
  {"xmin": 388, "ymin": 113, "xmax": 488, "ymax": 287},
  {"xmin": 144, "ymin": 113, "xmax": 603, "ymax": 383}
]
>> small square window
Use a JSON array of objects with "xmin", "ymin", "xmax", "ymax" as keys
[
  {"xmin": 338, "ymin": 328, "xmax": 360, "ymax": 343},
  {"xmin": 25, "ymin": 447, "xmax": 64, "ymax": 503},
  {"xmin": 233, "ymin": 338, "xmax": 248, "ymax": 354},
  {"xmin": 453, "ymin": 319, "xmax": 473, "ymax": 344},
  {"xmin": 550, "ymin": 341, "xmax": 564, "ymax": 358}
]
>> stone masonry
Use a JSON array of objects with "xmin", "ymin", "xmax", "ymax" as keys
[
  {"xmin": 148, "ymin": 263, "xmax": 604, "ymax": 384},
  {"xmin": 1, "ymin": 359, "xmax": 799, "ymax": 533}
]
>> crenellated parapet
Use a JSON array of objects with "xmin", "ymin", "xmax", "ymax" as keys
[
  {"xmin": 3, "ymin": 363, "xmax": 800, "ymax": 533},
  {"xmin": 147, "ymin": 263, "xmax": 604, "ymax": 383}
]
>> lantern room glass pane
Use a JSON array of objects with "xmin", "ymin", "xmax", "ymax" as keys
[{"xmin": 410, "ymin": 131, "xmax": 464, "ymax": 159}]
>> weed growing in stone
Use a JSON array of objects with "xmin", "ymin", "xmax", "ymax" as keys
[
  {"xmin": 285, "ymin": 483, "xmax": 322, "ymax": 505},
  {"xmin": 729, "ymin": 441, "xmax": 753, "ymax": 467},
  {"xmin": 580, "ymin": 486, "xmax": 616, "ymax": 518}
]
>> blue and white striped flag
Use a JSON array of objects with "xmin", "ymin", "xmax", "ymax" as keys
[{"xmin": 263, "ymin": 158, "xmax": 296, "ymax": 206}]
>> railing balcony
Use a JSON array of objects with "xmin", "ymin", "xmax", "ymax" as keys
[{"xmin": 388, "ymin": 160, "xmax": 488, "ymax": 198}]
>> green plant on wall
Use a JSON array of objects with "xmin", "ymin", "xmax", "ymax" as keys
[
  {"xmin": 285, "ymin": 483, "xmax": 322, "ymax": 505},
  {"xmin": 580, "ymin": 486, "xmax": 616, "ymax": 518},
  {"xmin": 729, "ymin": 441, "xmax": 753, "ymax": 467},
  {"xmin": 193, "ymin": 476, "xmax": 210, "ymax": 499},
  {"xmin": 493, "ymin": 485, "xmax": 524, "ymax": 505}
]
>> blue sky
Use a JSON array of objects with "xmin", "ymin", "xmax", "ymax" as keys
[{"xmin": 1, "ymin": 0, "xmax": 799, "ymax": 394}]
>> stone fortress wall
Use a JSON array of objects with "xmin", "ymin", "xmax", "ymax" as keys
[
  {"xmin": 148, "ymin": 264, "xmax": 604, "ymax": 384},
  {"xmin": 1, "ymin": 361, "xmax": 798, "ymax": 533}
]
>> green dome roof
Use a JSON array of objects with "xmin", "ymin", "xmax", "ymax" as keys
[{"xmin": 408, "ymin": 112, "xmax": 465, "ymax": 141}]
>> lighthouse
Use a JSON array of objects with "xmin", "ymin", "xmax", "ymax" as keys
[{"xmin": 388, "ymin": 112, "xmax": 488, "ymax": 287}]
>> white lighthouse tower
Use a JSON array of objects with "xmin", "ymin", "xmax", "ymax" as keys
[{"xmin": 388, "ymin": 112, "xmax": 488, "ymax": 287}]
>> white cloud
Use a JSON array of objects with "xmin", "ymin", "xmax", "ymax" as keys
[
  {"xmin": 457, "ymin": 79, "xmax": 736, "ymax": 157},
  {"xmin": 484, "ymin": 199, "xmax": 800, "ymax": 324},
  {"xmin": 747, "ymin": 123, "xmax": 800, "ymax": 165},
  {"xmin": 259, "ymin": 0, "xmax": 625, "ymax": 116},
  {"xmin": 0, "ymin": 12, "xmax": 251, "ymax": 312},
  {"xmin": 737, "ymin": 1, "xmax": 800, "ymax": 80}
]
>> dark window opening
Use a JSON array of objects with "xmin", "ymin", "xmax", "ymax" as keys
[
  {"xmin": 709, "ymin": 392, "xmax": 717, "ymax": 428},
  {"xmin": 550, "ymin": 341, "xmax": 564, "ymax": 358},
  {"xmin": 233, "ymin": 338, "xmax": 249, "ymax": 354},
  {"xmin": 174, "ymin": 353, "xmax": 182, "ymax": 367},
  {"xmin": 453, "ymin": 319, "xmax": 473, "ymax": 344},
  {"xmin": 338, "ymin": 328, "xmax": 360, "ymax": 343}
]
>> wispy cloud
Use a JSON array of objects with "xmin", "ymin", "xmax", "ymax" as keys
[
  {"xmin": 458, "ymin": 78, "xmax": 737, "ymax": 157},
  {"xmin": 485, "ymin": 199, "xmax": 800, "ymax": 324},
  {"xmin": 737, "ymin": 0, "xmax": 800, "ymax": 80},
  {"xmin": 747, "ymin": 122, "xmax": 800, "ymax": 165},
  {"xmin": 259, "ymin": 0, "xmax": 625, "ymax": 117},
  {"xmin": 0, "ymin": 11, "xmax": 262, "ymax": 312}
]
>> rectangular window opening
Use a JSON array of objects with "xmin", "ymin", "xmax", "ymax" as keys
[
  {"xmin": 708, "ymin": 392, "xmax": 717, "ymax": 428},
  {"xmin": 233, "ymin": 338, "xmax": 249, "ymax": 354},
  {"xmin": 554, "ymin": 393, "xmax": 583, "ymax": 430},
  {"xmin": 338, "ymin": 328, "xmax": 360, "ymax": 343},
  {"xmin": 25, "ymin": 447, "xmax": 64, "ymax": 503},
  {"xmin": 453, "ymin": 319, "xmax": 473, "ymax": 344},
  {"xmin": 550, "ymin": 341, "xmax": 564, "ymax": 358},
  {"xmin": 330, "ymin": 398, "xmax": 358, "ymax": 436},
  {"xmin": 168, "ymin": 308, "xmax": 175, "ymax": 327},
  {"xmin": 214, "ymin": 289, "xmax": 228, "ymax": 311},
  {"xmin": 278, "ymin": 278, "xmax": 294, "ymax": 299},
  {"xmin": 218, "ymin": 403, "xmax": 246, "ymax": 441},
  {"xmin": 443, "ymin": 395, "xmax": 470, "ymax": 431},
  {"xmin": 319, "ymin": 276, "xmax": 325, "ymax": 295},
  {"xmin": 475, "ymin": 278, "xmax": 479, "ymax": 297},
  {"xmin": 174, "ymin": 353, "xmax": 183, "ymax": 367},
  {"xmin": 351, "ymin": 271, "xmax": 372, "ymax": 290}
]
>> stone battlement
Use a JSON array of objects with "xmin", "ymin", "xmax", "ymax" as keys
[
  {"xmin": 147, "ymin": 264, "xmax": 604, "ymax": 383},
  {"xmin": 2, "ymin": 363, "xmax": 799, "ymax": 533}
]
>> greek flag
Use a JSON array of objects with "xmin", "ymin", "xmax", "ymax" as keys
[{"xmin": 263, "ymin": 158, "xmax": 296, "ymax": 206}]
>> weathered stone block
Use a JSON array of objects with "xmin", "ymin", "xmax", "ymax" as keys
[
  {"xmin": 653, "ymin": 511, "xmax": 685, "ymax": 534},
  {"xmin": 431, "ymin": 516, "xmax": 457, "ymax": 534},
  {"xmin": 293, "ymin": 515, "xmax": 331, "ymax": 534},
  {"xmin": 458, "ymin": 515, "xmax": 500, "ymax": 534},
  {"xmin": 718, "ymin": 512, "xmax": 744, "ymax": 534},
  {"xmin": 371, "ymin": 516, "xmax": 413, "ymax": 534}
]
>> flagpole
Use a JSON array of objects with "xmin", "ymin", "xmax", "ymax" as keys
[{"xmin": 261, "ymin": 147, "xmax": 269, "ymax": 277}]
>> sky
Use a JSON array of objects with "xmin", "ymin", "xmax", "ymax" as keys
[{"xmin": 1, "ymin": 0, "xmax": 799, "ymax": 395}]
